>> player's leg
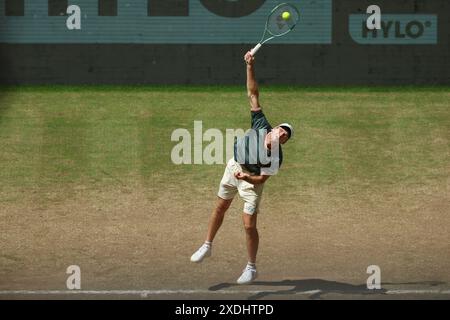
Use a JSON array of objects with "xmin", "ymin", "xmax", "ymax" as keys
[
  {"xmin": 191, "ymin": 159, "xmax": 238, "ymax": 263},
  {"xmin": 237, "ymin": 211, "xmax": 259, "ymax": 284},
  {"xmin": 236, "ymin": 180, "xmax": 263, "ymax": 283},
  {"xmin": 190, "ymin": 197, "xmax": 233, "ymax": 263},
  {"xmin": 243, "ymin": 212, "xmax": 259, "ymax": 264},
  {"xmin": 205, "ymin": 196, "xmax": 233, "ymax": 242}
]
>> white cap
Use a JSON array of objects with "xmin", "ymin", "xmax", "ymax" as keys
[{"xmin": 277, "ymin": 123, "xmax": 294, "ymax": 139}]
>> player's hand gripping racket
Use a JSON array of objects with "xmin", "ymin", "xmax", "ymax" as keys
[{"xmin": 250, "ymin": 3, "xmax": 300, "ymax": 56}]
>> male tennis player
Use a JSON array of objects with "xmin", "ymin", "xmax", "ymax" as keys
[{"xmin": 190, "ymin": 51, "xmax": 294, "ymax": 285}]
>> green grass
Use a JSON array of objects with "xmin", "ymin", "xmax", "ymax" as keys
[{"xmin": 1, "ymin": 86, "xmax": 449, "ymax": 201}]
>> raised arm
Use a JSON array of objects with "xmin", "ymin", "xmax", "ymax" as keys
[{"xmin": 244, "ymin": 51, "xmax": 261, "ymax": 112}]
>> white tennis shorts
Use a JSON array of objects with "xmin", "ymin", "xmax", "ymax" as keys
[{"xmin": 217, "ymin": 158, "xmax": 264, "ymax": 215}]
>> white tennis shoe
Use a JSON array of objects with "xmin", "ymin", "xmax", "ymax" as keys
[
  {"xmin": 190, "ymin": 243, "xmax": 211, "ymax": 263},
  {"xmin": 237, "ymin": 265, "xmax": 258, "ymax": 284}
]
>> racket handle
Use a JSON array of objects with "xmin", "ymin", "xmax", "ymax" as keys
[{"xmin": 250, "ymin": 43, "xmax": 262, "ymax": 56}]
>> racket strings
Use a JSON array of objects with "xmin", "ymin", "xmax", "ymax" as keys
[{"xmin": 266, "ymin": 4, "xmax": 299, "ymax": 37}]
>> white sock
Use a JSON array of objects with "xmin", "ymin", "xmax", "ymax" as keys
[
  {"xmin": 247, "ymin": 262, "xmax": 256, "ymax": 270},
  {"xmin": 204, "ymin": 241, "xmax": 212, "ymax": 248}
]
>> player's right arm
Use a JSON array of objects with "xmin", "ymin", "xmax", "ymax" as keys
[{"xmin": 244, "ymin": 51, "xmax": 261, "ymax": 112}]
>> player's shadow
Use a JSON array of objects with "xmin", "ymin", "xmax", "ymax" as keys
[{"xmin": 209, "ymin": 279, "xmax": 445, "ymax": 300}]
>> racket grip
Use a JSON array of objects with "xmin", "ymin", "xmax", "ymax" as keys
[{"xmin": 250, "ymin": 43, "xmax": 262, "ymax": 56}]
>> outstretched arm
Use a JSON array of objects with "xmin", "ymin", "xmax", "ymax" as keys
[{"xmin": 244, "ymin": 51, "xmax": 261, "ymax": 112}]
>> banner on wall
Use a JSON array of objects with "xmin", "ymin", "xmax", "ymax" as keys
[{"xmin": 0, "ymin": 0, "xmax": 332, "ymax": 44}]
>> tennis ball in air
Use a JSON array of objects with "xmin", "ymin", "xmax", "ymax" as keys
[{"xmin": 282, "ymin": 11, "xmax": 291, "ymax": 20}]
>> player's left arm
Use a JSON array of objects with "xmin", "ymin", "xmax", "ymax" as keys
[{"xmin": 234, "ymin": 172, "xmax": 270, "ymax": 185}]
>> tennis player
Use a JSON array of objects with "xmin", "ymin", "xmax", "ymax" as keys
[{"xmin": 190, "ymin": 51, "xmax": 294, "ymax": 285}]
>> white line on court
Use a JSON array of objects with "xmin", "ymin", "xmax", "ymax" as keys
[
  {"xmin": 0, "ymin": 289, "xmax": 320, "ymax": 297},
  {"xmin": 386, "ymin": 289, "xmax": 450, "ymax": 295},
  {"xmin": 0, "ymin": 289, "xmax": 449, "ymax": 297}
]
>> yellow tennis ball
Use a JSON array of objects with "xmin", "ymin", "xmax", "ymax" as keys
[{"xmin": 282, "ymin": 11, "xmax": 291, "ymax": 20}]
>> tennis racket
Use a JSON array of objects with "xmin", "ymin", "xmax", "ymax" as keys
[{"xmin": 250, "ymin": 3, "xmax": 300, "ymax": 56}]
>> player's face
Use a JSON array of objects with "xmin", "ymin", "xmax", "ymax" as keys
[{"xmin": 273, "ymin": 127, "xmax": 289, "ymax": 144}]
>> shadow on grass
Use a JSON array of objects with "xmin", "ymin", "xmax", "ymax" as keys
[{"xmin": 209, "ymin": 279, "xmax": 446, "ymax": 300}]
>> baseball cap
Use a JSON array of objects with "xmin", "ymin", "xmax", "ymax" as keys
[{"xmin": 278, "ymin": 123, "xmax": 294, "ymax": 139}]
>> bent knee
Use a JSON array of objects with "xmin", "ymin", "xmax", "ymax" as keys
[
  {"xmin": 216, "ymin": 200, "xmax": 231, "ymax": 213},
  {"xmin": 244, "ymin": 224, "xmax": 257, "ymax": 233}
]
